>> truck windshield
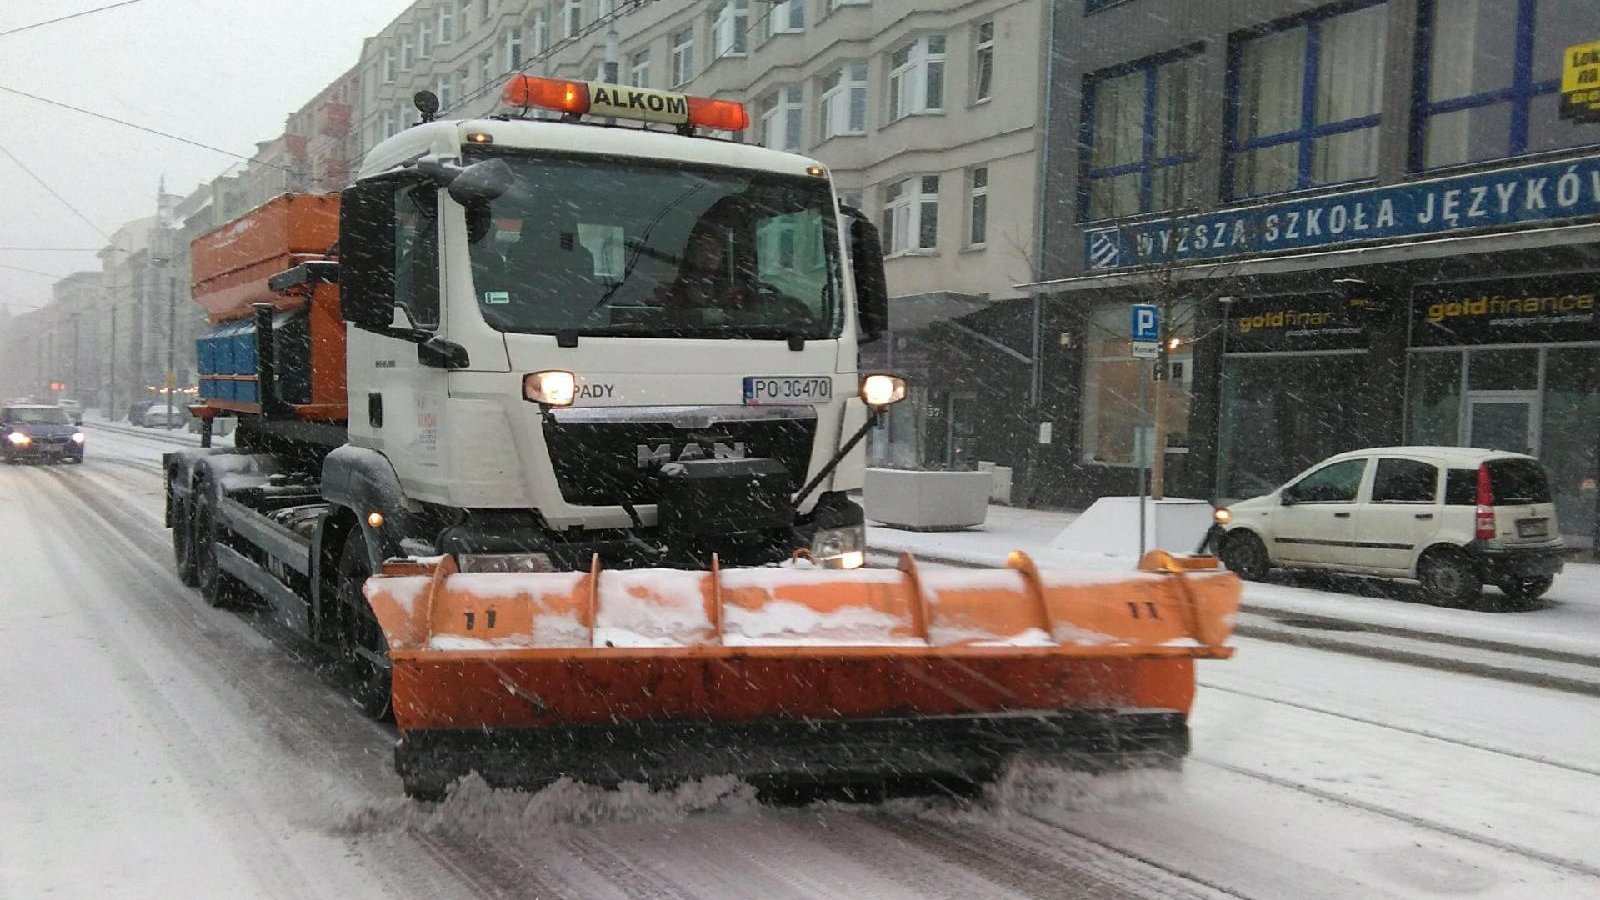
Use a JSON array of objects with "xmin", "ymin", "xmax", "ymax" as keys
[{"xmin": 465, "ymin": 151, "xmax": 842, "ymax": 340}]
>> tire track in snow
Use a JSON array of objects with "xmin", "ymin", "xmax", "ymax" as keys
[
  {"xmin": 1187, "ymin": 757, "xmax": 1600, "ymax": 880},
  {"xmin": 32, "ymin": 462, "xmax": 572, "ymax": 900},
  {"xmin": 1201, "ymin": 681, "xmax": 1600, "ymax": 777}
]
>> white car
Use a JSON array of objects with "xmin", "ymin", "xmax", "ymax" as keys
[
  {"xmin": 1210, "ymin": 447, "xmax": 1568, "ymax": 607},
  {"xmin": 140, "ymin": 408, "xmax": 190, "ymax": 429},
  {"xmin": 57, "ymin": 399, "xmax": 83, "ymax": 425}
]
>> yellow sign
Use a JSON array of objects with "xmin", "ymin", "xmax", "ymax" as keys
[
  {"xmin": 588, "ymin": 84, "xmax": 690, "ymax": 126},
  {"xmin": 1560, "ymin": 40, "xmax": 1600, "ymax": 122}
]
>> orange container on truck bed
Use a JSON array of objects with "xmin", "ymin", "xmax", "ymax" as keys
[{"xmin": 191, "ymin": 193, "xmax": 340, "ymax": 324}]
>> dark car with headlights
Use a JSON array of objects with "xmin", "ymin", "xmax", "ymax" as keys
[{"xmin": 2, "ymin": 404, "xmax": 85, "ymax": 464}]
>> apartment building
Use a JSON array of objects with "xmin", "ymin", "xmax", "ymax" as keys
[
  {"xmin": 1029, "ymin": 0, "xmax": 1600, "ymax": 544},
  {"xmin": 352, "ymin": 0, "xmax": 1050, "ymax": 471}
]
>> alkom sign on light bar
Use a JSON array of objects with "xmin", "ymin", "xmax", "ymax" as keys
[{"xmin": 501, "ymin": 76, "xmax": 749, "ymax": 131}]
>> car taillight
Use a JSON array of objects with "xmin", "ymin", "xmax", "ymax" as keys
[{"xmin": 1475, "ymin": 463, "xmax": 1496, "ymax": 540}]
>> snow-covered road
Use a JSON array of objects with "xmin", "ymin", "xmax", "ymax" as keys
[{"xmin": 2, "ymin": 426, "xmax": 1597, "ymax": 898}]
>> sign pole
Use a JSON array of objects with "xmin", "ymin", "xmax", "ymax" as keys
[
  {"xmin": 1137, "ymin": 365, "xmax": 1148, "ymax": 558},
  {"xmin": 1130, "ymin": 303, "xmax": 1160, "ymax": 556}
]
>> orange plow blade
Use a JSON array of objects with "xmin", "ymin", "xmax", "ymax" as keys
[{"xmin": 365, "ymin": 551, "xmax": 1239, "ymax": 799}]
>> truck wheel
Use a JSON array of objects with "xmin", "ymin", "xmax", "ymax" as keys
[
  {"xmin": 1219, "ymin": 531, "xmax": 1270, "ymax": 581},
  {"xmin": 171, "ymin": 493, "xmax": 199, "ymax": 587},
  {"xmin": 193, "ymin": 489, "xmax": 244, "ymax": 608},
  {"xmin": 1418, "ymin": 547, "xmax": 1482, "ymax": 608},
  {"xmin": 337, "ymin": 533, "xmax": 392, "ymax": 721}
]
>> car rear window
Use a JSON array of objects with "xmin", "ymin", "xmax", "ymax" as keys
[
  {"xmin": 1370, "ymin": 458, "xmax": 1438, "ymax": 503},
  {"xmin": 1485, "ymin": 458, "xmax": 1552, "ymax": 504},
  {"xmin": 1443, "ymin": 461, "xmax": 1552, "ymax": 504}
]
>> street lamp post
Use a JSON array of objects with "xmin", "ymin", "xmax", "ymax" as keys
[{"xmin": 167, "ymin": 275, "xmax": 177, "ymax": 428}]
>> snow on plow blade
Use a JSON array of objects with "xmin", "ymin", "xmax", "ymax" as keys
[{"xmin": 364, "ymin": 551, "xmax": 1239, "ymax": 799}]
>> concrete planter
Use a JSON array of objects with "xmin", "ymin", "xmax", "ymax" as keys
[{"xmin": 863, "ymin": 468, "xmax": 992, "ymax": 531}]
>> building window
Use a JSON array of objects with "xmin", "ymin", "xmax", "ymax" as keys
[
  {"xmin": 973, "ymin": 20, "xmax": 995, "ymax": 102},
  {"xmin": 828, "ymin": 0, "xmax": 870, "ymax": 10},
  {"xmin": 420, "ymin": 17, "xmax": 434, "ymax": 58},
  {"xmin": 889, "ymin": 35, "xmax": 946, "ymax": 121},
  {"xmin": 439, "ymin": 2, "xmax": 455, "ymax": 43},
  {"xmin": 532, "ymin": 8, "xmax": 549, "ymax": 54},
  {"xmin": 1416, "ymin": 0, "xmax": 1600, "ymax": 170},
  {"xmin": 819, "ymin": 61, "xmax": 868, "ymax": 139},
  {"xmin": 436, "ymin": 71, "xmax": 455, "ymax": 109},
  {"xmin": 768, "ymin": 0, "xmax": 805, "ymax": 37},
  {"xmin": 671, "ymin": 27, "xmax": 695, "ymax": 87},
  {"xmin": 504, "ymin": 25, "xmax": 523, "ymax": 70},
  {"xmin": 478, "ymin": 52, "xmax": 493, "ymax": 90},
  {"xmin": 596, "ymin": 0, "xmax": 615, "ymax": 19},
  {"xmin": 882, "ymin": 175, "xmax": 940, "ymax": 255},
  {"xmin": 967, "ymin": 166, "xmax": 989, "ymax": 246},
  {"xmin": 711, "ymin": 1, "xmax": 748, "ymax": 59},
  {"xmin": 456, "ymin": 65, "xmax": 471, "ymax": 98},
  {"xmin": 1082, "ymin": 302, "xmax": 1194, "ymax": 467},
  {"xmin": 630, "ymin": 48, "xmax": 651, "ymax": 87},
  {"xmin": 561, "ymin": 0, "xmax": 582, "ymax": 40},
  {"xmin": 400, "ymin": 31, "xmax": 416, "ymax": 70},
  {"xmin": 759, "ymin": 84, "xmax": 804, "ymax": 151},
  {"xmin": 1085, "ymin": 0, "xmax": 1135, "ymax": 12},
  {"xmin": 1227, "ymin": 2, "xmax": 1388, "ymax": 198},
  {"xmin": 383, "ymin": 45, "xmax": 398, "ymax": 83},
  {"xmin": 1082, "ymin": 50, "xmax": 1204, "ymax": 220}
]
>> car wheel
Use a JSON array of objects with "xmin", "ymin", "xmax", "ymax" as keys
[
  {"xmin": 1498, "ymin": 575, "xmax": 1554, "ymax": 607},
  {"xmin": 337, "ymin": 531, "xmax": 392, "ymax": 721},
  {"xmin": 1219, "ymin": 531, "xmax": 1271, "ymax": 581},
  {"xmin": 171, "ymin": 492, "xmax": 199, "ymax": 587},
  {"xmin": 193, "ymin": 488, "xmax": 244, "ymax": 608},
  {"xmin": 1417, "ymin": 547, "xmax": 1482, "ymax": 608}
]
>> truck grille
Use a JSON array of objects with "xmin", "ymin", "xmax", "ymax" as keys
[{"xmin": 541, "ymin": 406, "xmax": 818, "ymax": 507}]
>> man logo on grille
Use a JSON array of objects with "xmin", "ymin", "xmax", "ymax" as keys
[{"xmin": 637, "ymin": 441, "xmax": 748, "ymax": 468}]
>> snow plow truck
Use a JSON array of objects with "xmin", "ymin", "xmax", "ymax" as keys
[{"xmin": 163, "ymin": 77, "xmax": 1240, "ymax": 800}]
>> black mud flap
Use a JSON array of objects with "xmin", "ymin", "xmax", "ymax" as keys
[{"xmin": 394, "ymin": 709, "xmax": 1188, "ymax": 801}]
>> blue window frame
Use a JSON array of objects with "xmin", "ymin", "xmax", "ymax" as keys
[
  {"xmin": 1085, "ymin": 0, "xmax": 1135, "ymax": 13},
  {"xmin": 1224, "ymin": 1, "xmax": 1389, "ymax": 200},
  {"xmin": 1413, "ymin": 0, "xmax": 1600, "ymax": 171},
  {"xmin": 1079, "ymin": 47, "xmax": 1204, "ymax": 222}
]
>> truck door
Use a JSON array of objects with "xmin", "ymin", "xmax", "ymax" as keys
[{"xmin": 1355, "ymin": 456, "xmax": 1443, "ymax": 574}]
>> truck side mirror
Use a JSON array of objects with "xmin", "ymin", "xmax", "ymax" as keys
[
  {"xmin": 847, "ymin": 212, "xmax": 889, "ymax": 344},
  {"xmin": 447, "ymin": 158, "xmax": 514, "ymax": 206},
  {"xmin": 339, "ymin": 179, "xmax": 400, "ymax": 331}
]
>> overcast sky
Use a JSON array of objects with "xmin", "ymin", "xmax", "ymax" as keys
[{"xmin": 0, "ymin": 0, "xmax": 410, "ymax": 313}]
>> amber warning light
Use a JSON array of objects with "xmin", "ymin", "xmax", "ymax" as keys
[{"xmin": 501, "ymin": 76, "xmax": 748, "ymax": 131}]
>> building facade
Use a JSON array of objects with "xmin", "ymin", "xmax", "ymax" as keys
[
  {"xmin": 1032, "ymin": 0, "xmax": 1600, "ymax": 545},
  {"xmin": 353, "ymin": 0, "xmax": 1051, "ymax": 473}
]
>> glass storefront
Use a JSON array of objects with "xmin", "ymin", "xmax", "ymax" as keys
[
  {"xmin": 1217, "ymin": 351, "xmax": 1371, "ymax": 498},
  {"xmin": 1407, "ymin": 345, "xmax": 1600, "ymax": 539}
]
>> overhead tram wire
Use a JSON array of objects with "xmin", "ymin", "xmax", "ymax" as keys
[
  {"xmin": 0, "ymin": 84, "xmax": 298, "ymax": 175},
  {"xmin": 0, "ymin": 261, "xmax": 73, "ymax": 279},
  {"xmin": 0, "ymin": 0, "xmax": 153, "ymax": 39},
  {"xmin": 0, "ymin": 140, "xmax": 110, "ymax": 239}
]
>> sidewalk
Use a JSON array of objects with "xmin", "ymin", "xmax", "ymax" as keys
[{"xmin": 866, "ymin": 501, "xmax": 1600, "ymax": 662}]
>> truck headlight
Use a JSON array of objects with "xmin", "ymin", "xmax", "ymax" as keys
[
  {"xmin": 6, "ymin": 432, "xmax": 30, "ymax": 446},
  {"xmin": 457, "ymin": 552, "xmax": 556, "ymax": 574},
  {"xmin": 524, "ymin": 371, "xmax": 576, "ymax": 407},
  {"xmin": 812, "ymin": 524, "xmax": 865, "ymax": 569},
  {"xmin": 1213, "ymin": 507, "xmax": 1232, "ymax": 525},
  {"xmin": 860, "ymin": 374, "xmax": 907, "ymax": 409}
]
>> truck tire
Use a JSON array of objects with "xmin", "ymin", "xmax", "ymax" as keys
[
  {"xmin": 337, "ymin": 532, "xmax": 392, "ymax": 721},
  {"xmin": 193, "ymin": 489, "xmax": 245, "ymax": 608},
  {"xmin": 171, "ymin": 494, "xmax": 199, "ymax": 587}
]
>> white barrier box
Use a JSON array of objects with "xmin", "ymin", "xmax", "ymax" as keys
[{"xmin": 863, "ymin": 468, "xmax": 992, "ymax": 531}]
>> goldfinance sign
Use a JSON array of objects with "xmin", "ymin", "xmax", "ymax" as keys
[
  {"xmin": 1561, "ymin": 40, "xmax": 1600, "ymax": 123},
  {"xmin": 1413, "ymin": 281, "xmax": 1600, "ymax": 346}
]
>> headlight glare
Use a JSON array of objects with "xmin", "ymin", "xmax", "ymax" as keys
[
  {"xmin": 524, "ymin": 370, "xmax": 577, "ymax": 407},
  {"xmin": 860, "ymin": 374, "xmax": 907, "ymax": 409},
  {"xmin": 811, "ymin": 524, "xmax": 866, "ymax": 569},
  {"xmin": 71, "ymin": 432, "xmax": 85, "ymax": 444}
]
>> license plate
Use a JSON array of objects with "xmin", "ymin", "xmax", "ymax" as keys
[
  {"xmin": 1517, "ymin": 519, "xmax": 1549, "ymax": 538},
  {"xmin": 743, "ymin": 376, "xmax": 832, "ymax": 405}
]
